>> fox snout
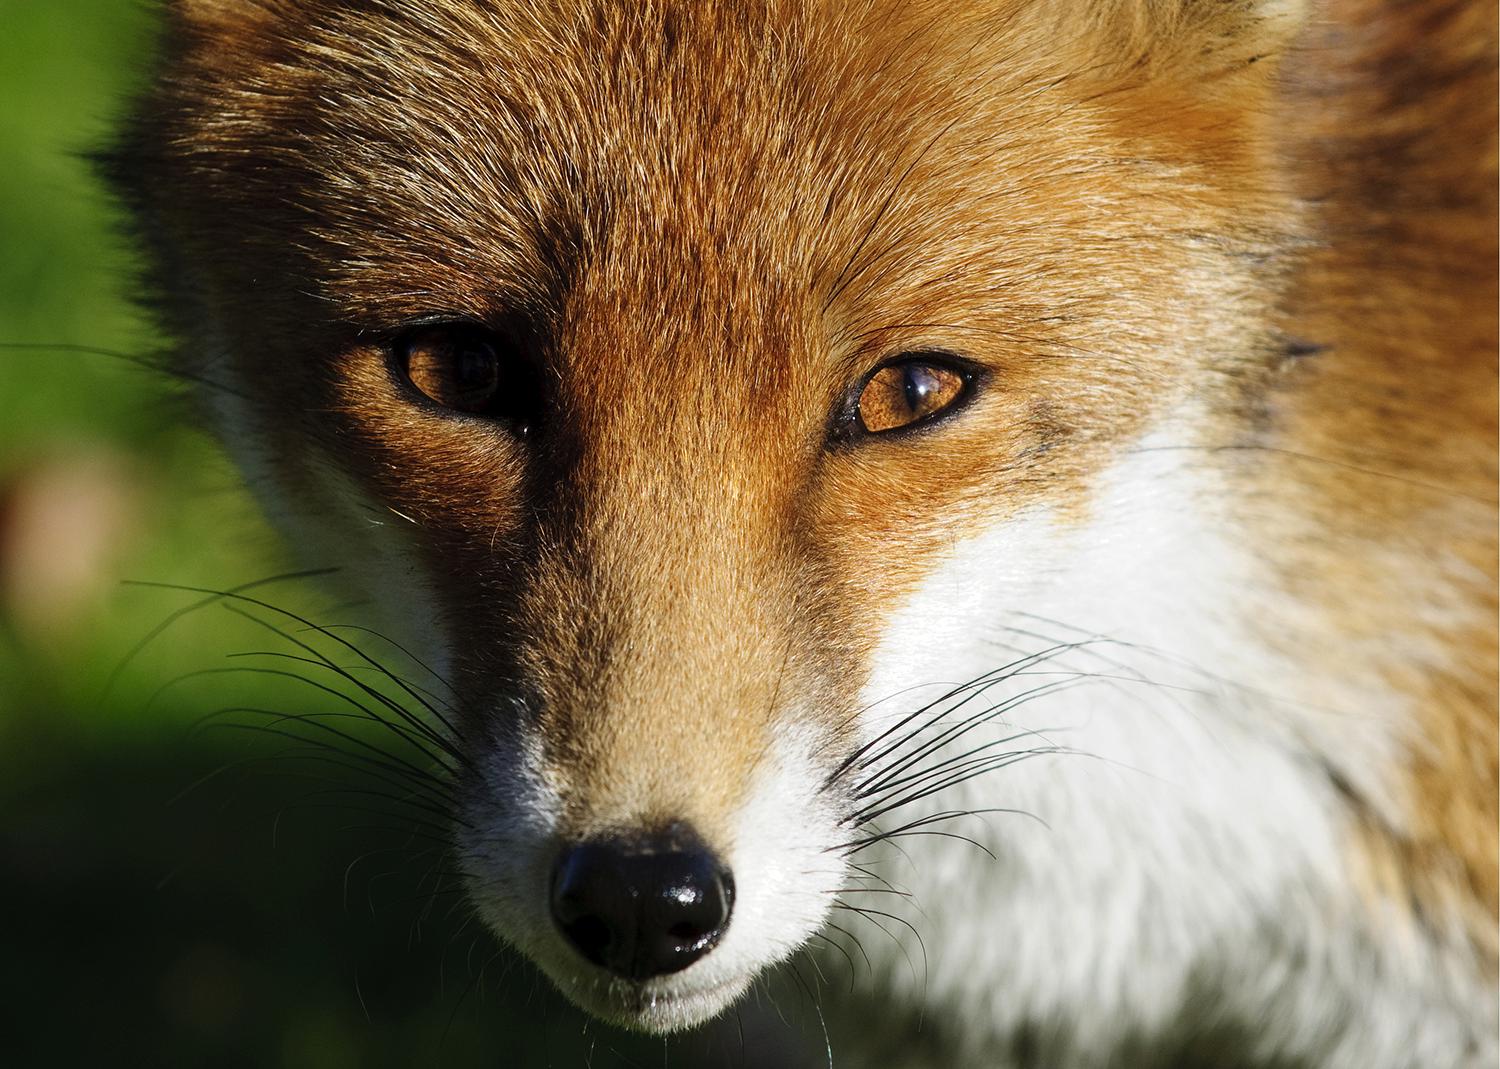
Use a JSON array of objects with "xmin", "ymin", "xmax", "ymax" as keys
[
  {"xmin": 458, "ymin": 669, "xmax": 846, "ymax": 1031},
  {"xmin": 452, "ymin": 496, "xmax": 855, "ymax": 1026}
]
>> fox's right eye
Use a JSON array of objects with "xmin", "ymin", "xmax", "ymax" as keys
[
  {"xmin": 400, "ymin": 324, "xmax": 502, "ymax": 412},
  {"xmin": 396, "ymin": 323, "xmax": 542, "ymax": 430}
]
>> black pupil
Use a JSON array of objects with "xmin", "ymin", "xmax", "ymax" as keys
[
  {"xmin": 903, "ymin": 365, "xmax": 939, "ymax": 411},
  {"xmin": 457, "ymin": 344, "xmax": 494, "ymax": 393}
]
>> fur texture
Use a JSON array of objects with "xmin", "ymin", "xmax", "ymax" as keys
[{"xmin": 108, "ymin": 1, "xmax": 1496, "ymax": 1065}]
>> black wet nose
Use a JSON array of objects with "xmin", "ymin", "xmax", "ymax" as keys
[{"xmin": 550, "ymin": 826, "xmax": 734, "ymax": 981}]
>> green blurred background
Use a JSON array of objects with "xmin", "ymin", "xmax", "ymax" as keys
[{"xmin": 0, "ymin": 5, "xmax": 822, "ymax": 1065}]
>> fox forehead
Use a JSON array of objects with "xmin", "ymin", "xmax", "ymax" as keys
[
  {"xmin": 157, "ymin": 0, "xmax": 1283, "ymax": 328},
  {"xmin": 188, "ymin": 1, "xmax": 1002, "ymax": 307}
]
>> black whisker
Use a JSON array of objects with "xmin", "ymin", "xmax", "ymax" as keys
[
  {"xmin": 242, "ymin": 747, "xmax": 455, "ymax": 811},
  {"xmin": 224, "ymin": 648, "xmax": 465, "ymax": 767},
  {"xmin": 0, "ymin": 340, "xmax": 253, "ymax": 399},
  {"xmin": 104, "ymin": 567, "xmax": 339, "ymax": 704},
  {"xmin": 218, "ymin": 603, "xmax": 470, "ymax": 769},
  {"xmin": 823, "ymin": 920, "xmax": 874, "ymax": 979},
  {"xmin": 807, "ymin": 931, "xmax": 859, "ymax": 990},
  {"xmin": 168, "ymin": 662, "xmax": 455, "ymax": 773},
  {"xmin": 202, "ymin": 717, "xmax": 457, "ymax": 814},
  {"xmin": 824, "ymin": 115, "xmax": 965, "ymax": 312},
  {"xmin": 264, "ymin": 802, "xmax": 455, "ymax": 842},
  {"xmin": 122, "ymin": 579, "xmax": 471, "ymax": 758},
  {"xmin": 313, "ymin": 622, "xmax": 458, "ymax": 696},
  {"xmin": 825, "ymin": 640, "xmax": 1097, "ymax": 790},
  {"xmin": 855, "ymin": 713, "xmax": 1067, "ymax": 801},
  {"xmin": 859, "ymin": 749, "xmax": 1066, "ymax": 826},
  {"xmin": 831, "ymin": 901, "xmax": 927, "ymax": 993}
]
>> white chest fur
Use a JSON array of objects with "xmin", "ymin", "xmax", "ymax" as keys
[{"xmin": 841, "ymin": 432, "xmax": 1492, "ymax": 1067}]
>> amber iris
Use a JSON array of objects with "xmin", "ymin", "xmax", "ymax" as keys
[
  {"xmin": 401, "ymin": 325, "xmax": 502, "ymax": 413},
  {"xmin": 857, "ymin": 360, "xmax": 966, "ymax": 433}
]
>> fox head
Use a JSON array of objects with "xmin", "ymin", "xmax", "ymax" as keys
[{"xmin": 108, "ymin": 0, "xmax": 1496, "ymax": 1043}]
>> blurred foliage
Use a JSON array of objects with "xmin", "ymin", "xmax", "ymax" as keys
[{"xmin": 0, "ymin": 4, "xmax": 820, "ymax": 1065}]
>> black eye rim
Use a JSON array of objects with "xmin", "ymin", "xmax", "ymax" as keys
[
  {"xmin": 831, "ymin": 349, "xmax": 984, "ymax": 445},
  {"xmin": 383, "ymin": 313, "xmax": 546, "ymax": 432}
]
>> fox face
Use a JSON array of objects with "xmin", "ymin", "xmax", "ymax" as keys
[{"xmin": 112, "ymin": 0, "xmax": 1496, "ymax": 1061}]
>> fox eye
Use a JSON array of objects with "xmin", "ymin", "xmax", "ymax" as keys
[
  {"xmin": 396, "ymin": 322, "xmax": 541, "ymax": 429},
  {"xmin": 856, "ymin": 357, "xmax": 969, "ymax": 434}
]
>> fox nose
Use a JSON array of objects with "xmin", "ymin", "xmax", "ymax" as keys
[{"xmin": 550, "ymin": 826, "xmax": 734, "ymax": 980}]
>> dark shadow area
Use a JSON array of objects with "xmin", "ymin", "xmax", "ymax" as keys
[{"xmin": 1, "ymin": 711, "xmax": 820, "ymax": 1069}]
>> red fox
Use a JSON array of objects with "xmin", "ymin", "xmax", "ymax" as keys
[{"xmin": 108, "ymin": 0, "xmax": 1496, "ymax": 1065}]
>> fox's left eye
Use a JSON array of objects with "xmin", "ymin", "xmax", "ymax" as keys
[
  {"xmin": 396, "ymin": 322, "xmax": 542, "ymax": 429},
  {"xmin": 857, "ymin": 357, "xmax": 969, "ymax": 434}
]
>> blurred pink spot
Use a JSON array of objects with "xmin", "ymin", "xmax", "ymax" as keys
[{"xmin": 0, "ymin": 450, "xmax": 142, "ymax": 644}]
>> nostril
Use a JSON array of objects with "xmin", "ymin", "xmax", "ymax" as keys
[
  {"xmin": 559, "ymin": 912, "xmax": 612, "ymax": 963},
  {"xmin": 549, "ymin": 827, "xmax": 734, "ymax": 981}
]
